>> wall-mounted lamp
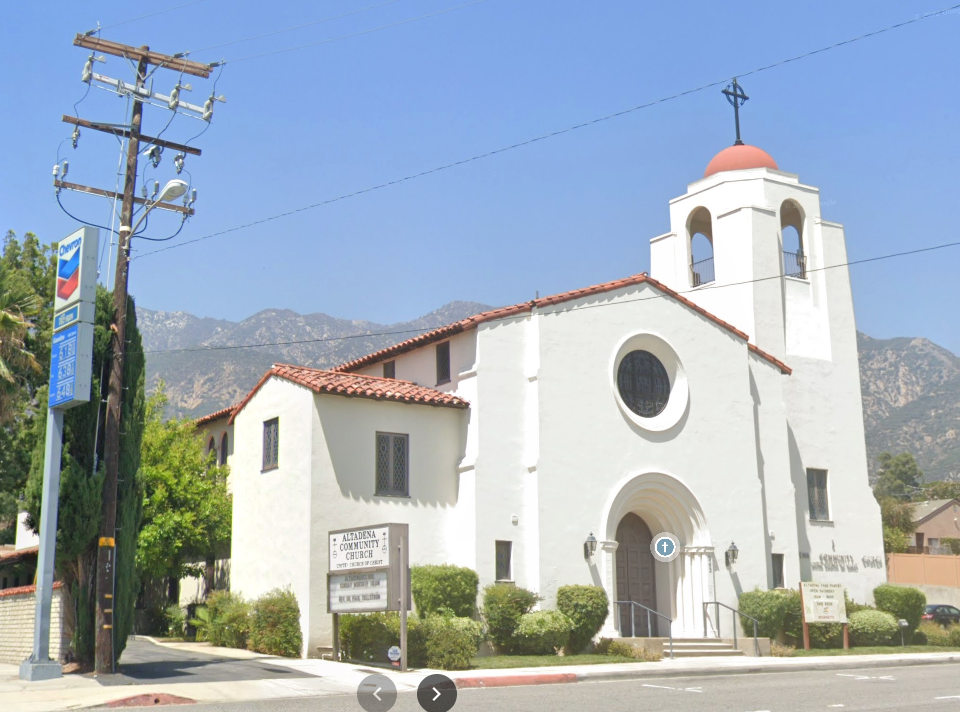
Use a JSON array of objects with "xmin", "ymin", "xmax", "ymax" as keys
[
  {"xmin": 725, "ymin": 541, "xmax": 739, "ymax": 566},
  {"xmin": 584, "ymin": 532, "xmax": 597, "ymax": 560}
]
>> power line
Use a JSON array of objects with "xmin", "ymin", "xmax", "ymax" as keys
[
  {"xmin": 92, "ymin": 0, "xmax": 210, "ymax": 33},
  {"xmin": 226, "ymin": 0, "xmax": 498, "ymax": 63},
  {"xmin": 188, "ymin": 0, "xmax": 410, "ymax": 55},
  {"xmin": 136, "ymin": 237, "xmax": 960, "ymax": 355},
  {"xmin": 134, "ymin": 2, "xmax": 960, "ymax": 261}
]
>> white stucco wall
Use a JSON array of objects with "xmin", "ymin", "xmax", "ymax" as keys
[{"xmin": 229, "ymin": 377, "xmax": 316, "ymax": 655}]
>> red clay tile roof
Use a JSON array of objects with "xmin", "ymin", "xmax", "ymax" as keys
[
  {"xmin": 335, "ymin": 273, "xmax": 792, "ymax": 375},
  {"xmin": 228, "ymin": 364, "xmax": 469, "ymax": 424},
  {"xmin": 195, "ymin": 404, "xmax": 238, "ymax": 426},
  {"xmin": 0, "ymin": 545, "xmax": 38, "ymax": 565},
  {"xmin": 0, "ymin": 581, "xmax": 63, "ymax": 599}
]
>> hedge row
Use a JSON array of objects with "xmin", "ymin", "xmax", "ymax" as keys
[
  {"xmin": 737, "ymin": 584, "xmax": 927, "ymax": 648},
  {"xmin": 340, "ymin": 566, "xmax": 612, "ymax": 668}
]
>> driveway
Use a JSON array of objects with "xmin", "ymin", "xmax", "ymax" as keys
[{"xmin": 97, "ymin": 638, "xmax": 320, "ymax": 686}]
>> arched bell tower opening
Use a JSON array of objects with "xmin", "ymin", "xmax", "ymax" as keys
[
  {"xmin": 781, "ymin": 199, "xmax": 806, "ymax": 279},
  {"xmin": 687, "ymin": 207, "xmax": 714, "ymax": 287}
]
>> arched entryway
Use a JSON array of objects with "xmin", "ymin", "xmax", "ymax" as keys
[
  {"xmin": 615, "ymin": 513, "xmax": 657, "ymax": 636},
  {"xmin": 598, "ymin": 472, "xmax": 715, "ymax": 639}
]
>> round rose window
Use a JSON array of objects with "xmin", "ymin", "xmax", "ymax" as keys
[{"xmin": 616, "ymin": 350, "xmax": 671, "ymax": 418}]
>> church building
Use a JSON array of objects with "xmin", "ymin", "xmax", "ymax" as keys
[{"xmin": 198, "ymin": 138, "xmax": 887, "ymax": 657}]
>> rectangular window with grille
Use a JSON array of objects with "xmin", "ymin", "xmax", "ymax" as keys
[
  {"xmin": 436, "ymin": 341, "xmax": 451, "ymax": 385},
  {"xmin": 807, "ymin": 468, "xmax": 830, "ymax": 521},
  {"xmin": 383, "ymin": 360, "xmax": 396, "ymax": 379},
  {"xmin": 772, "ymin": 553, "xmax": 784, "ymax": 589},
  {"xmin": 262, "ymin": 418, "xmax": 279, "ymax": 471},
  {"xmin": 375, "ymin": 432, "xmax": 409, "ymax": 497},
  {"xmin": 495, "ymin": 541, "xmax": 512, "ymax": 582}
]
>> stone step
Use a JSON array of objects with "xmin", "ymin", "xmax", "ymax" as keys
[{"xmin": 669, "ymin": 648, "xmax": 745, "ymax": 658}]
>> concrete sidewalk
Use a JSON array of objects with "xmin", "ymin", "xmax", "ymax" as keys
[{"xmin": 5, "ymin": 643, "xmax": 960, "ymax": 711}]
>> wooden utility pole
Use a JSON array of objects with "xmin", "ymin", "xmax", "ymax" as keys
[{"xmin": 65, "ymin": 35, "xmax": 212, "ymax": 675}]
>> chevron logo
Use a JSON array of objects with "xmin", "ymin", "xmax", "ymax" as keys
[{"xmin": 56, "ymin": 240, "xmax": 82, "ymax": 301}]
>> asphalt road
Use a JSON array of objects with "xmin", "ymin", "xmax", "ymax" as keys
[
  {"xmin": 97, "ymin": 638, "xmax": 318, "ymax": 686},
  {"xmin": 129, "ymin": 662, "xmax": 960, "ymax": 712}
]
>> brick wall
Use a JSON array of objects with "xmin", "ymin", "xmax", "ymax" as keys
[{"xmin": 0, "ymin": 583, "xmax": 66, "ymax": 664}]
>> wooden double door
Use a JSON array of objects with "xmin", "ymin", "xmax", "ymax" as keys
[{"xmin": 615, "ymin": 513, "xmax": 658, "ymax": 637}]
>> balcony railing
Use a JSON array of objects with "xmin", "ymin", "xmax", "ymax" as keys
[
  {"xmin": 783, "ymin": 250, "xmax": 807, "ymax": 279},
  {"xmin": 691, "ymin": 257, "xmax": 715, "ymax": 287}
]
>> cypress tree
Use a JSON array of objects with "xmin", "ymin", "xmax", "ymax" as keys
[{"xmin": 25, "ymin": 285, "xmax": 145, "ymax": 664}]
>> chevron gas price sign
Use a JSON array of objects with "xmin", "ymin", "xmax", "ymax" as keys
[
  {"xmin": 49, "ymin": 227, "xmax": 98, "ymax": 410},
  {"xmin": 54, "ymin": 227, "xmax": 98, "ymax": 313}
]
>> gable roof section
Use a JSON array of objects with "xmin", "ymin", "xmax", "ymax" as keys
[
  {"xmin": 229, "ymin": 364, "xmax": 469, "ymax": 424},
  {"xmin": 196, "ymin": 404, "xmax": 238, "ymax": 426},
  {"xmin": 913, "ymin": 498, "xmax": 960, "ymax": 524},
  {"xmin": 334, "ymin": 273, "xmax": 792, "ymax": 375}
]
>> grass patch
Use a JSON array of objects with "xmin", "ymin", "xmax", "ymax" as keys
[
  {"xmin": 793, "ymin": 645, "xmax": 960, "ymax": 656},
  {"xmin": 470, "ymin": 654, "xmax": 650, "ymax": 669}
]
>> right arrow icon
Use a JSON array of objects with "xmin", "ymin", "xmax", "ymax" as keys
[{"xmin": 432, "ymin": 687, "xmax": 441, "ymax": 701}]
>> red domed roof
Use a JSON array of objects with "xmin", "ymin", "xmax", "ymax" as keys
[{"xmin": 704, "ymin": 144, "xmax": 778, "ymax": 177}]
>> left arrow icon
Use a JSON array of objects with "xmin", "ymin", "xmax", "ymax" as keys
[{"xmin": 373, "ymin": 687, "xmax": 382, "ymax": 701}]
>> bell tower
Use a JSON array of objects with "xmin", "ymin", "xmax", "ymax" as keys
[{"xmin": 649, "ymin": 83, "xmax": 841, "ymax": 362}]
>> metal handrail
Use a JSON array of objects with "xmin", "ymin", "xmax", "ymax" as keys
[
  {"xmin": 613, "ymin": 600, "xmax": 673, "ymax": 659},
  {"xmin": 690, "ymin": 257, "xmax": 715, "ymax": 287},
  {"xmin": 702, "ymin": 601, "xmax": 760, "ymax": 656}
]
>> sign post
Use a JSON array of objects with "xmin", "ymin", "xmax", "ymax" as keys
[
  {"xmin": 799, "ymin": 581, "xmax": 848, "ymax": 651},
  {"xmin": 20, "ymin": 228, "xmax": 98, "ymax": 682},
  {"xmin": 328, "ymin": 524, "xmax": 410, "ymax": 669}
]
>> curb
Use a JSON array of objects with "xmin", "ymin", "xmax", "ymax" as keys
[
  {"xmin": 451, "ymin": 654, "xmax": 960, "ymax": 688},
  {"xmin": 103, "ymin": 693, "xmax": 196, "ymax": 708},
  {"xmin": 457, "ymin": 672, "xmax": 578, "ymax": 688}
]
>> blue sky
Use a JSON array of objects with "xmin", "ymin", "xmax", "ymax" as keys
[{"xmin": 3, "ymin": 1, "xmax": 959, "ymax": 353}]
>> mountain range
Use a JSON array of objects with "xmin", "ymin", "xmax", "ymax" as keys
[{"xmin": 137, "ymin": 303, "xmax": 960, "ymax": 483}]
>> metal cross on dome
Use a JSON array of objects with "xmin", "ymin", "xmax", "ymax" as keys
[{"xmin": 721, "ymin": 77, "xmax": 749, "ymax": 146}]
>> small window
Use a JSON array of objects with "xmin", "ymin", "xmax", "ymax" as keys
[
  {"xmin": 376, "ymin": 432, "xmax": 409, "ymax": 496},
  {"xmin": 807, "ymin": 468, "xmax": 830, "ymax": 521},
  {"xmin": 383, "ymin": 360, "xmax": 396, "ymax": 379},
  {"xmin": 771, "ymin": 554, "xmax": 784, "ymax": 589},
  {"xmin": 436, "ymin": 342, "xmax": 451, "ymax": 385},
  {"xmin": 208, "ymin": 437, "xmax": 216, "ymax": 458},
  {"xmin": 263, "ymin": 418, "xmax": 279, "ymax": 471},
  {"xmin": 219, "ymin": 432, "xmax": 229, "ymax": 466},
  {"xmin": 495, "ymin": 541, "xmax": 512, "ymax": 581}
]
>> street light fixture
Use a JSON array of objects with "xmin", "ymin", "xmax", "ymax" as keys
[
  {"xmin": 725, "ymin": 541, "xmax": 739, "ymax": 567},
  {"xmin": 125, "ymin": 179, "xmax": 189, "ymax": 237}
]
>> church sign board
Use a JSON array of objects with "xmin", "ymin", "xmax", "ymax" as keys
[
  {"xmin": 328, "ymin": 523, "xmax": 411, "ymax": 670},
  {"xmin": 327, "ymin": 523, "xmax": 409, "ymax": 614},
  {"xmin": 800, "ymin": 581, "xmax": 849, "ymax": 650}
]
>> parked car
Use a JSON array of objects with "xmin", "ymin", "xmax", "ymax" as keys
[{"xmin": 922, "ymin": 604, "xmax": 960, "ymax": 627}]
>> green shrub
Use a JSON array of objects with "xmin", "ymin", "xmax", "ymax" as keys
[
  {"xmin": 421, "ymin": 615, "xmax": 483, "ymax": 670},
  {"xmin": 514, "ymin": 610, "xmax": 574, "ymax": 655},
  {"xmin": 919, "ymin": 620, "xmax": 952, "ymax": 646},
  {"xmin": 195, "ymin": 591, "xmax": 251, "ymax": 649},
  {"xmin": 949, "ymin": 626, "xmax": 960, "ymax": 648},
  {"xmin": 738, "ymin": 589, "xmax": 795, "ymax": 640},
  {"xmin": 339, "ymin": 613, "xmax": 426, "ymax": 664},
  {"xmin": 873, "ymin": 584, "xmax": 926, "ymax": 634},
  {"xmin": 482, "ymin": 583, "xmax": 540, "ymax": 653},
  {"xmin": 164, "ymin": 604, "xmax": 186, "ymax": 638},
  {"xmin": 593, "ymin": 637, "xmax": 612, "ymax": 655},
  {"xmin": 556, "ymin": 585, "xmax": 608, "ymax": 654},
  {"xmin": 411, "ymin": 565, "xmax": 479, "ymax": 618},
  {"xmin": 249, "ymin": 588, "xmax": 302, "ymax": 657},
  {"xmin": 848, "ymin": 609, "xmax": 897, "ymax": 647}
]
